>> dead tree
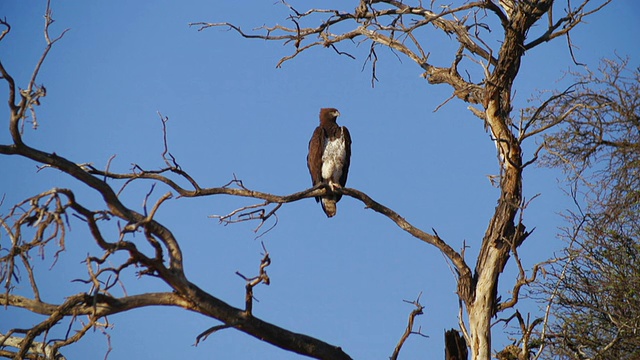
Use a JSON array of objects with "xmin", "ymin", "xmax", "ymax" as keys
[
  {"xmin": 0, "ymin": 1, "xmax": 611, "ymax": 359},
  {"xmin": 190, "ymin": 1, "xmax": 610, "ymax": 359}
]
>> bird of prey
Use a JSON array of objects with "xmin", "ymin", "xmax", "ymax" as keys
[{"xmin": 307, "ymin": 108, "xmax": 352, "ymax": 217}]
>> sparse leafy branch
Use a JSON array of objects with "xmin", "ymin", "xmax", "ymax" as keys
[{"xmin": 533, "ymin": 57, "xmax": 640, "ymax": 359}]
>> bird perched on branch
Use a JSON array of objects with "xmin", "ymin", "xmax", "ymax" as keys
[{"xmin": 307, "ymin": 108, "xmax": 352, "ymax": 217}]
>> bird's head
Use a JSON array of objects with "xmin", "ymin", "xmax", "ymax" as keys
[{"xmin": 320, "ymin": 108, "xmax": 341, "ymax": 122}]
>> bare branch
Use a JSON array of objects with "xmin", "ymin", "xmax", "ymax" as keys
[
  {"xmin": 235, "ymin": 243, "xmax": 271, "ymax": 316},
  {"xmin": 391, "ymin": 293, "xmax": 428, "ymax": 360},
  {"xmin": 525, "ymin": 0, "xmax": 612, "ymax": 50},
  {"xmin": 0, "ymin": 17, "xmax": 10, "ymax": 42},
  {"xmin": 191, "ymin": 1, "xmax": 496, "ymax": 104},
  {"xmin": 14, "ymin": 0, "xmax": 70, "ymax": 134},
  {"xmin": 535, "ymin": 59, "xmax": 640, "ymax": 355},
  {"xmin": 0, "ymin": 333, "xmax": 66, "ymax": 360},
  {"xmin": 519, "ymin": 83, "xmax": 584, "ymax": 141},
  {"xmin": 195, "ymin": 324, "xmax": 232, "ymax": 346}
]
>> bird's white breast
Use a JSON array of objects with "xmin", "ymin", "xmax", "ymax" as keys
[{"xmin": 321, "ymin": 132, "xmax": 347, "ymax": 182}]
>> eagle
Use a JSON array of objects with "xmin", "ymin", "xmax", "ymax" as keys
[{"xmin": 307, "ymin": 108, "xmax": 352, "ymax": 217}]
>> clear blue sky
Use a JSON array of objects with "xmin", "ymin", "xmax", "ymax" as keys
[{"xmin": 1, "ymin": 1, "xmax": 638, "ymax": 359}]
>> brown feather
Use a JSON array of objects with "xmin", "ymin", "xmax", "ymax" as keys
[
  {"xmin": 307, "ymin": 126, "xmax": 325, "ymax": 200},
  {"xmin": 338, "ymin": 126, "xmax": 352, "ymax": 190}
]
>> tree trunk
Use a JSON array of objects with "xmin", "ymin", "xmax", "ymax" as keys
[
  {"xmin": 445, "ymin": 329, "xmax": 468, "ymax": 360},
  {"xmin": 462, "ymin": 2, "xmax": 552, "ymax": 357}
]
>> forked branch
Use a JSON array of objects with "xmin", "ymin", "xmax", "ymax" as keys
[
  {"xmin": 391, "ymin": 293, "xmax": 428, "ymax": 360},
  {"xmin": 190, "ymin": 1, "xmax": 494, "ymax": 101},
  {"xmin": 90, "ymin": 161, "xmax": 474, "ymax": 295}
]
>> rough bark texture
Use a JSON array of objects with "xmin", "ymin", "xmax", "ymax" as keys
[
  {"xmin": 445, "ymin": 329, "xmax": 468, "ymax": 360},
  {"xmin": 464, "ymin": 3, "xmax": 552, "ymax": 358}
]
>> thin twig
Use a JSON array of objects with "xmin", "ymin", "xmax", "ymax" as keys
[{"xmin": 391, "ymin": 292, "xmax": 428, "ymax": 360}]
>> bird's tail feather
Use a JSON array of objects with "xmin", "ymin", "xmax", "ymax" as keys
[{"xmin": 321, "ymin": 198, "xmax": 337, "ymax": 218}]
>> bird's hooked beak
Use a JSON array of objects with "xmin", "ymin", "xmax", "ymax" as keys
[{"xmin": 333, "ymin": 110, "xmax": 341, "ymax": 118}]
